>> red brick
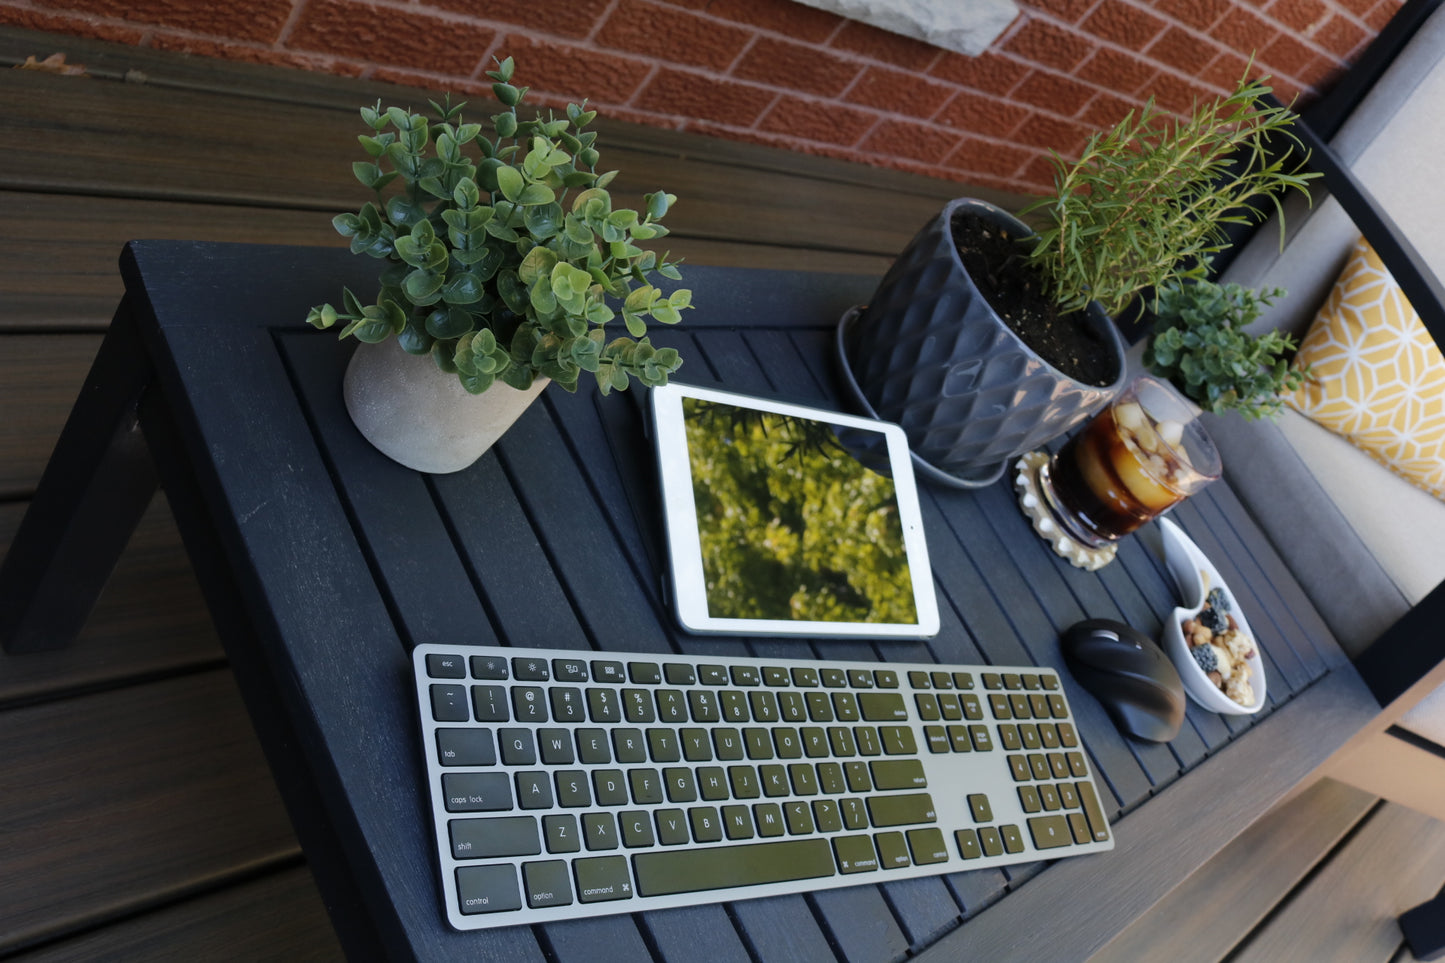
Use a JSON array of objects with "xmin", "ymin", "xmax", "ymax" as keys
[
  {"xmin": 1335, "ymin": 0, "xmax": 1383, "ymax": 18},
  {"xmin": 1075, "ymin": 46, "xmax": 1157, "ymax": 95},
  {"xmin": 935, "ymin": 89, "xmax": 1030, "ymax": 138},
  {"xmin": 1078, "ymin": 91, "xmax": 1144, "ymax": 131},
  {"xmin": 1363, "ymin": 0, "xmax": 1404, "ymax": 32},
  {"xmin": 1259, "ymin": 30, "xmax": 1320, "ymax": 78},
  {"xmin": 1012, "ymin": 70, "xmax": 1097, "ymax": 117},
  {"xmin": 1147, "ymin": 25, "xmax": 1226, "ymax": 75},
  {"xmin": 930, "ymin": 51, "xmax": 1030, "ymax": 96},
  {"xmin": 844, "ymin": 65, "xmax": 956, "ymax": 119},
  {"xmin": 1019, "ymin": 0, "xmax": 1098, "ymax": 25},
  {"xmin": 1082, "ymin": 0, "xmax": 1169, "ymax": 51},
  {"xmin": 1313, "ymin": 13, "xmax": 1369, "ymax": 57},
  {"xmin": 1011, "ymin": 111, "xmax": 1093, "ymax": 153},
  {"xmin": 1020, "ymin": 152, "xmax": 1063, "ymax": 191},
  {"xmin": 634, "ymin": 67, "xmax": 775, "ymax": 126},
  {"xmin": 595, "ymin": 0, "xmax": 753, "ymax": 72},
  {"xmin": 0, "ymin": 7, "xmax": 145, "ymax": 45},
  {"xmin": 858, "ymin": 117, "xmax": 962, "ymax": 163},
  {"xmin": 289, "ymin": 1, "xmax": 495, "ymax": 76},
  {"xmin": 1210, "ymin": 6, "xmax": 1275, "ymax": 49},
  {"xmin": 1198, "ymin": 48, "xmax": 1250, "ymax": 84},
  {"xmin": 943, "ymin": 135, "xmax": 1036, "ymax": 179},
  {"xmin": 41, "ymin": 0, "xmax": 291, "ymax": 43},
  {"xmin": 1146, "ymin": 72, "xmax": 1223, "ymax": 113},
  {"xmin": 492, "ymin": 35, "xmax": 651, "ymax": 104},
  {"xmin": 701, "ymin": 0, "xmax": 841, "ymax": 42},
  {"xmin": 1151, "ymin": 0, "xmax": 1231, "ymax": 31},
  {"xmin": 732, "ymin": 35, "xmax": 862, "ymax": 97},
  {"xmin": 829, "ymin": 18, "xmax": 942, "ymax": 69},
  {"xmin": 1003, "ymin": 17, "xmax": 1095, "ymax": 72},
  {"xmin": 758, "ymin": 94, "xmax": 878, "ymax": 146},
  {"xmin": 1266, "ymin": 0, "xmax": 1328, "ymax": 32},
  {"xmin": 652, "ymin": 0, "xmax": 708, "ymax": 9},
  {"xmin": 426, "ymin": 0, "xmax": 611, "ymax": 40}
]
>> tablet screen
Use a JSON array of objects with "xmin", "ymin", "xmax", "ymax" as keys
[{"xmin": 652, "ymin": 383, "xmax": 938, "ymax": 639}]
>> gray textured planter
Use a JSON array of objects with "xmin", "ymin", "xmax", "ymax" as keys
[{"xmin": 840, "ymin": 198, "xmax": 1126, "ymax": 487}]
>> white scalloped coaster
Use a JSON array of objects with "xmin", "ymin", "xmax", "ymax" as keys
[{"xmin": 1013, "ymin": 450, "xmax": 1117, "ymax": 571}]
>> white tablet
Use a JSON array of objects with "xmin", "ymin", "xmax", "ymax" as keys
[{"xmin": 650, "ymin": 382, "xmax": 939, "ymax": 639}]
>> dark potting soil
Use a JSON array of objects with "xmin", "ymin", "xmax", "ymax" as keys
[{"xmin": 950, "ymin": 210, "xmax": 1118, "ymax": 387}]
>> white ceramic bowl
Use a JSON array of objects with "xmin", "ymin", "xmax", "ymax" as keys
[{"xmin": 1158, "ymin": 518, "xmax": 1266, "ymax": 715}]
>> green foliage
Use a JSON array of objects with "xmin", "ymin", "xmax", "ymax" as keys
[
  {"xmin": 305, "ymin": 57, "xmax": 689, "ymax": 395},
  {"xmin": 683, "ymin": 400, "xmax": 919, "ymax": 624},
  {"xmin": 1143, "ymin": 278, "xmax": 1310, "ymax": 419},
  {"xmin": 1021, "ymin": 72, "xmax": 1317, "ymax": 319}
]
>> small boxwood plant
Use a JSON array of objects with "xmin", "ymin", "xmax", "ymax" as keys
[
  {"xmin": 1143, "ymin": 278, "xmax": 1310, "ymax": 419},
  {"xmin": 306, "ymin": 57, "xmax": 689, "ymax": 395}
]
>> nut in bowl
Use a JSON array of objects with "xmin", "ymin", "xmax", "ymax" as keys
[{"xmin": 1158, "ymin": 518, "xmax": 1265, "ymax": 714}]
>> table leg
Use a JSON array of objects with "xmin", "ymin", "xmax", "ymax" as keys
[
  {"xmin": 1401, "ymin": 880, "xmax": 1445, "ymax": 961},
  {"xmin": 0, "ymin": 301, "xmax": 159, "ymax": 653}
]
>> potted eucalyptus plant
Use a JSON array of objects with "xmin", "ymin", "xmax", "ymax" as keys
[
  {"xmin": 307, "ymin": 57, "xmax": 691, "ymax": 473},
  {"xmin": 840, "ymin": 72, "xmax": 1315, "ymax": 486},
  {"xmin": 1141, "ymin": 278, "xmax": 1309, "ymax": 419}
]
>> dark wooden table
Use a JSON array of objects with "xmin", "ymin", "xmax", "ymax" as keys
[{"xmin": 0, "ymin": 240, "xmax": 1383, "ymax": 962}]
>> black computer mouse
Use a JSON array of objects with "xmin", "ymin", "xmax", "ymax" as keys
[{"xmin": 1060, "ymin": 618, "xmax": 1185, "ymax": 743}]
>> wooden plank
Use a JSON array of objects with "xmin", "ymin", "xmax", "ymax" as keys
[
  {"xmin": 11, "ymin": 866, "xmax": 341, "ymax": 962},
  {"xmin": 0, "ymin": 192, "xmax": 892, "ymax": 332},
  {"xmin": 0, "ymin": 334, "xmax": 98, "ymax": 498},
  {"xmin": 0, "ymin": 25, "xmax": 1015, "ymax": 210},
  {"xmin": 1325, "ymin": 728, "xmax": 1445, "ymax": 825},
  {"xmin": 0, "ymin": 70, "xmax": 948, "ymax": 259},
  {"xmin": 0, "ymin": 670, "xmax": 301, "ymax": 954},
  {"xmin": 911, "ymin": 667, "xmax": 1382, "ymax": 962},
  {"xmin": 1234, "ymin": 801, "xmax": 1445, "ymax": 963},
  {"xmin": 0, "ymin": 497, "xmax": 222, "ymax": 706},
  {"xmin": 1090, "ymin": 777, "xmax": 1378, "ymax": 963}
]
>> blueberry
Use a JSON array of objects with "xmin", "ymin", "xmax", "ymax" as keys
[
  {"xmin": 1206, "ymin": 587, "xmax": 1229, "ymax": 613},
  {"xmin": 1199, "ymin": 605, "xmax": 1229, "ymax": 635},
  {"xmin": 1190, "ymin": 643, "xmax": 1219, "ymax": 674}
]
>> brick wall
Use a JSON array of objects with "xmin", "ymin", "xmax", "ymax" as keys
[{"xmin": 1, "ymin": 0, "xmax": 1402, "ymax": 194}]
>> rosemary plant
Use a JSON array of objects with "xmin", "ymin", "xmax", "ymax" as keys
[
  {"xmin": 306, "ymin": 57, "xmax": 689, "ymax": 395},
  {"xmin": 1022, "ymin": 73, "xmax": 1316, "ymax": 319}
]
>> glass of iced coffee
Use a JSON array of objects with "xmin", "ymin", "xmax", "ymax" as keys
[{"xmin": 1038, "ymin": 376, "xmax": 1221, "ymax": 548}]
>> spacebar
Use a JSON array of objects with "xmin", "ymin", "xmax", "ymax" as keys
[{"xmin": 634, "ymin": 839, "xmax": 837, "ymax": 896}]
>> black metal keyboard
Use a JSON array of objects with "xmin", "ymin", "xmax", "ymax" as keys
[{"xmin": 413, "ymin": 643, "xmax": 1114, "ymax": 930}]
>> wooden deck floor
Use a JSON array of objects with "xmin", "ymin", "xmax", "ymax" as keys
[{"xmin": 1, "ymin": 25, "xmax": 1442, "ymax": 962}]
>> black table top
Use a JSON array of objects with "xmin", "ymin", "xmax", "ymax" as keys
[{"xmin": 118, "ymin": 239, "xmax": 1379, "ymax": 962}]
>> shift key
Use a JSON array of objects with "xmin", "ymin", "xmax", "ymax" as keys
[
  {"xmin": 867, "ymin": 792, "xmax": 936, "ymax": 827},
  {"xmin": 450, "ymin": 816, "xmax": 542, "ymax": 859}
]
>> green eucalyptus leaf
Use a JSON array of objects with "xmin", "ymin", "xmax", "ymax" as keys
[
  {"xmin": 495, "ymin": 165, "xmax": 524, "ymax": 202},
  {"xmin": 523, "ymin": 202, "xmax": 563, "ymax": 238},
  {"xmin": 442, "ymin": 272, "xmax": 485, "ymax": 305},
  {"xmin": 518, "ymin": 245, "xmax": 559, "ymax": 285},
  {"xmin": 425, "ymin": 305, "xmax": 473, "ymax": 339},
  {"xmin": 516, "ymin": 183, "xmax": 556, "ymax": 206},
  {"xmin": 386, "ymin": 195, "xmax": 425, "ymax": 228},
  {"xmin": 397, "ymin": 320, "xmax": 434, "ymax": 354},
  {"xmin": 404, "ymin": 269, "xmax": 445, "ymax": 305}
]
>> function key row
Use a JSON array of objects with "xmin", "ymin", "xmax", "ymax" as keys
[
  {"xmin": 427, "ymin": 653, "xmax": 909, "ymax": 690},
  {"xmin": 980, "ymin": 671, "xmax": 1061, "ymax": 692}
]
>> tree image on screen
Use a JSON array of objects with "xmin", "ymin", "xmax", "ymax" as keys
[{"xmin": 683, "ymin": 399, "xmax": 918, "ymax": 623}]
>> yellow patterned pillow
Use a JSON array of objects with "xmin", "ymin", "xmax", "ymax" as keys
[{"xmin": 1285, "ymin": 236, "xmax": 1445, "ymax": 499}]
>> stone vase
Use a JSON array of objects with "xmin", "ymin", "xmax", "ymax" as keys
[
  {"xmin": 343, "ymin": 337, "xmax": 548, "ymax": 474},
  {"xmin": 840, "ymin": 197, "xmax": 1127, "ymax": 487}
]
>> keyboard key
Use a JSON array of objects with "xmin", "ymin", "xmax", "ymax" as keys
[
  {"xmin": 427, "ymin": 653, "xmax": 466, "ymax": 678},
  {"xmin": 875, "ymin": 830, "xmax": 910, "ymax": 868},
  {"xmin": 656, "ymin": 809, "xmax": 689, "ymax": 845},
  {"xmin": 469, "ymin": 655, "xmax": 508, "ymax": 680},
  {"xmin": 874, "ymin": 670, "xmax": 899, "ymax": 688},
  {"xmin": 689, "ymin": 690, "xmax": 721, "ymax": 723},
  {"xmin": 848, "ymin": 669, "xmax": 874, "ymax": 689},
  {"xmin": 821, "ymin": 668, "xmax": 848, "ymax": 688},
  {"xmin": 499, "ymin": 729, "xmax": 536, "ymax": 765},
  {"xmin": 593, "ymin": 770, "xmax": 628, "ymax": 806},
  {"xmin": 443, "ymin": 772, "xmax": 512, "ymax": 812},
  {"xmin": 513, "ymin": 658, "xmax": 550, "ymax": 682},
  {"xmin": 516, "ymin": 772, "xmax": 554, "ymax": 809},
  {"xmin": 690, "ymin": 807, "xmax": 723, "ymax": 842},
  {"xmin": 471, "ymin": 685, "xmax": 508, "ymax": 722},
  {"xmin": 629, "ymin": 769, "xmax": 663, "ymax": 805},
  {"xmin": 744, "ymin": 728, "xmax": 774, "ymax": 760},
  {"xmin": 817, "ymin": 762, "xmax": 846, "ymax": 795},
  {"xmin": 1028, "ymin": 815, "xmax": 1073, "ymax": 850},
  {"xmin": 840, "ymin": 797, "xmax": 868, "ymax": 830},
  {"xmin": 832, "ymin": 692, "xmax": 860, "ymax": 722},
  {"xmin": 699, "ymin": 664, "xmax": 728, "ymax": 685},
  {"xmin": 636, "ymin": 838, "xmax": 838, "ymax": 895},
  {"xmin": 867, "ymin": 792, "xmax": 936, "ymax": 827},
  {"xmin": 1001, "ymin": 824, "xmax": 1025, "ymax": 854},
  {"xmin": 858, "ymin": 692, "xmax": 907, "ymax": 721},
  {"xmin": 437, "ymin": 728, "xmax": 495, "ymax": 767},
  {"xmin": 834, "ymin": 834, "xmax": 880, "ymax": 873},
  {"xmin": 552, "ymin": 658, "xmax": 588, "ymax": 682},
  {"xmin": 721, "ymin": 691, "xmax": 750, "ymax": 723},
  {"xmin": 663, "ymin": 767, "xmax": 696, "ymax": 803},
  {"xmin": 431, "ymin": 684, "xmax": 470, "ymax": 722},
  {"xmin": 628, "ymin": 662, "xmax": 661, "ymax": 684},
  {"xmin": 749, "ymin": 691, "xmax": 780, "ymax": 723},
  {"xmin": 591, "ymin": 661, "xmax": 625, "ymax": 683},
  {"xmin": 723, "ymin": 805, "xmax": 754, "ymax": 840},
  {"xmin": 450, "ymin": 816, "xmax": 541, "ymax": 858},
  {"xmin": 1079, "ymin": 782, "xmax": 1111, "ymax": 843},
  {"xmin": 555, "ymin": 771, "xmax": 590, "ymax": 807},
  {"xmin": 457, "ymin": 864, "xmax": 523, "ymax": 915},
  {"xmin": 613, "ymin": 729, "xmax": 647, "ymax": 763},
  {"xmin": 588, "ymin": 688, "xmax": 621, "ymax": 723},
  {"xmin": 543, "ymin": 814, "xmax": 579, "ymax": 853},
  {"xmin": 697, "ymin": 767, "xmax": 729, "ymax": 801},
  {"xmin": 523, "ymin": 860, "xmax": 573, "ymax": 909},
  {"xmin": 664, "ymin": 663, "xmax": 696, "ymax": 685},
  {"xmin": 777, "ymin": 692, "xmax": 807, "ymax": 722},
  {"xmin": 907, "ymin": 828, "xmax": 949, "ymax": 865},
  {"xmin": 792, "ymin": 667, "xmax": 820, "ymax": 687},
  {"xmin": 955, "ymin": 829, "xmax": 981, "ymax": 859},
  {"xmin": 715, "ymin": 729, "xmax": 745, "ymax": 761},
  {"xmin": 620, "ymin": 810, "xmax": 655, "ymax": 847},
  {"xmin": 622, "ymin": 689, "xmax": 655, "ymax": 723},
  {"xmin": 814, "ymin": 799, "xmax": 843, "ymax": 832},
  {"xmin": 513, "ymin": 686, "xmax": 548, "ymax": 722},
  {"xmin": 655, "ymin": 689, "xmax": 687, "ymax": 723},
  {"xmin": 978, "ymin": 826, "xmax": 1004, "ymax": 857},
  {"xmin": 907, "ymin": 671, "xmax": 930, "ymax": 689},
  {"xmin": 576, "ymin": 729, "xmax": 610, "ymax": 764},
  {"xmin": 583, "ymin": 812, "xmax": 618, "ymax": 850},
  {"xmin": 785, "ymin": 801, "xmax": 815, "ymax": 834},
  {"xmin": 880, "ymin": 726, "xmax": 917, "ymax": 755},
  {"xmin": 967, "ymin": 793, "xmax": 992, "ymax": 822},
  {"xmin": 754, "ymin": 803, "xmax": 786, "ymax": 837},
  {"xmin": 574, "ymin": 855, "xmax": 633, "ymax": 902},
  {"xmin": 550, "ymin": 688, "xmax": 585, "ymax": 723},
  {"xmin": 763, "ymin": 666, "xmax": 790, "ymax": 686},
  {"xmin": 731, "ymin": 665, "xmax": 761, "ymax": 687},
  {"xmin": 805, "ymin": 692, "xmax": 834, "ymax": 722}
]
